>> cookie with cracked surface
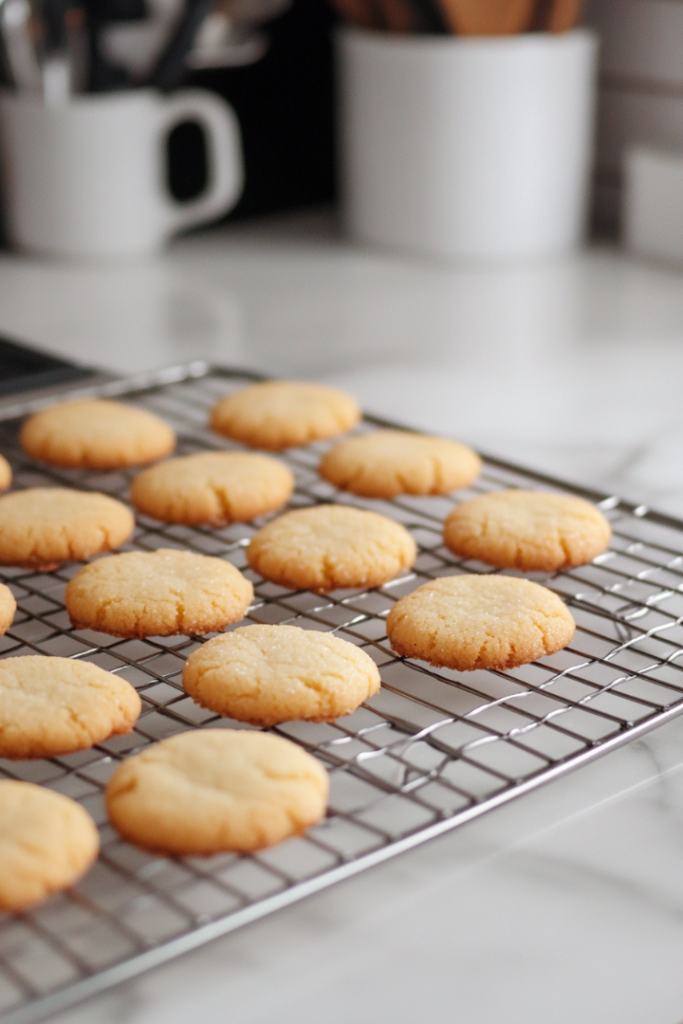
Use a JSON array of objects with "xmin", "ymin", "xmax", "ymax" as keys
[
  {"xmin": 319, "ymin": 430, "xmax": 481, "ymax": 499},
  {"xmin": 105, "ymin": 729, "xmax": 329, "ymax": 855},
  {"xmin": 0, "ymin": 655, "xmax": 141, "ymax": 759},
  {"xmin": 0, "ymin": 781, "xmax": 99, "ymax": 912},
  {"xmin": 210, "ymin": 380, "xmax": 361, "ymax": 450},
  {"xmin": 183, "ymin": 624, "xmax": 381, "ymax": 726},
  {"xmin": 130, "ymin": 451, "xmax": 294, "ymax": 525},
  {"xmin": 0, "ymin": 488, "xmax": 134, "ymax": 569},
  {"xmin": 21, "ymin": 399, "xmax": 175, "ymax": 469},
  {"xmin": 444, "ymin": 490, "xmax": 612, "ymax": 572},
  {"xmin": 386, "ymin": 574, "xmax": 575, "ymax": 671},
  {"xmin": 65, "ymin": 548, "xmax": 253, "ymax": 638},
  {"xmin": 0, "ymin": 454, "xmax": 11, "ymax": 493},
  {"xmin": 0, "ymin": 584, "xmax": 16, "ymax": 636},
  {"xmin": 248, "ymin": 504, "xmax": 416, "ymax": 592}
]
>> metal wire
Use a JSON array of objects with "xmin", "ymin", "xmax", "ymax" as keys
[{"xmin": 2, "ymin": 365, "xmax": 683, "ymax": 1024}]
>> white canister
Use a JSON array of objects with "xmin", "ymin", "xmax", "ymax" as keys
[
  {"xmin": 0, "ymin": 88, "xmax": 243, "ymax": 260},
  {"xmin": 337, "ymin": 27, "xmax": 598, "ymax": 262}
]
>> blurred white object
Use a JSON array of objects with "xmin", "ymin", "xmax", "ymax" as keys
[
  {"xmin": 0, "ymin": 88, "xmax": 243, "ymax": 258},
  {"xmin": 338, "ymin": 27, "xmax": 598, "ymax": 262},
  {"xmin": 0, "ymin": 0, "xmax": 41, "ymax": 93},
  {"xmin": 623, "ymin": 147, "xmax": 683, "ymax": 266}
]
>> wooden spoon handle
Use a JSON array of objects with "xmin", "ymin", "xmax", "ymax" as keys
[
  {"xmin": 438, "ymin": 0, "xmax": 535, "ymax": 35},
  {"xmin": 527, "ymin": 0, "xmax": 554, "ymax": 30},
  {"xmin": 379, "ymin": 0, "xmax": 415, "ymax": 31},
  {"xmin": 548, "ymin": 0, "xmax": 584, "ymax": 31},
  {"xmin": 328, "ymin": 0, "xmax": 384, "ymax": 27}
]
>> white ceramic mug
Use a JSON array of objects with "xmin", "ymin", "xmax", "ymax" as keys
[
  {"xmin": 338, "ymin": 28, "xmax": 598, "ymax": 262},
  {"xmin": 0, "ymin": 87, "xmax": 243, "ymax": 259}
]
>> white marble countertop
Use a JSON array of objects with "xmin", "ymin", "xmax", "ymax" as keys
[{"xmin": 3, "ymin": 210, "xmax": 683, "ymax": 1024}]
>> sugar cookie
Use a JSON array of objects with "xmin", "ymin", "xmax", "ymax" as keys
[
  {"xmin": 0, "ymin": 488, "xmax": 134, "ymax": 568},
  {"xmin": 65, "ymin": 548, "xmax": 253, "ymax": 637},
  {"xmin": 0, "ymin": 781, "xmax": 99, "ymax": 912},
  {"xmin": 105, "ymin": 729, "xmax": 329, "ymax": 855},
  {"xmin": 183, "ymin": 624, "xmax": 381, "ymax": 726},
  {"xmin": 210, "ymin": 380, "xmax": 361, "ymax": 450},
  {"xmin": 131, "ymin": 451, "xmax": 294, "ymax": 525},
  {"xmin": 0, "ymin": 584, "xmax": 16, "ymax": 636},
  {"xmin": 386, "ymin": 574, "xmax": 575, "ymax": 671},
  {"xmin": 0, "ymin": 655, "xmax": 141, "ymax": 759},
  {"xmin": 444, "ymin": 490, "xmax": 612, "ymax": 572},
  {"xmin": 0, "ymin": 454, "xmax": 11, "ymax": 493},
  {"xmin": 21, "ymin": 399, "xmax": 175, "ymax": 469},
  {"xmin": 248, "ymin": 504, "xmax": 416, "ymax": 592},
  {"xmin": 320, "ymin": 429, "xmax": 481, "ymax": 499}
]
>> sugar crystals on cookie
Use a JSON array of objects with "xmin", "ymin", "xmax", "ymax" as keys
[
  {"xmin": 0, "ymin": 781, "xmax": 99, "ymax": 912},
  {"xmin": 210, "ymin": 380, "xmax": 361, "ymax": 450},
  {"xmin": 248, "ymin": 504, "xmax": 416, "ymax": 592},
  {"xmin": 0, "ymin": 655, "xmax": 141, "ymax": 759},
  {"xmin": 0, "ymin": 488, "xmax": 134, "ymax": 568},
  {"xmin": 105, "ymin": 729, "xmax": 329, "ymax": 855},
  {"xmin": 131, "ymin": 451, "xmax": 294, "ymax": 525},
  {"xmin": 444, "ymin": 490, "xmax": 611, "ymax": 572},
  {"xmin": 386, "ymin": 574, "xmax": 575, "ymax": 671},
  {"xmin": 183, "ymin": 624, "xmax": 381, "ymax": 726},
  {"xmin": 21, "ymin": 399, "xmax": 175, "ymax": 469},
  {"xmin": 320, "ymin": 429, "xmax": 481, "ymax": 499},
  {"xmin": 66, "ymin": 548, "xmax": 253, "ymax": 638}
]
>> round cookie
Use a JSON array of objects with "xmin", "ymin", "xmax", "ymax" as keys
[
  {"xmin": 0, "ymin": 781, "xmax": 99, "ymax": 912},
  {"xmin": 105, "ymin": 729, "xmax": 329, "ymax": 855},
  {"xmin": 444, "ymin": 490, "xmax": 612, "ymax": 572},
  {"xmin": 131, "ymin": 451, "xmax": 294, "ymax": 526},
  {"xmin": 0, "ymin": 655, "xmax": 141, "ymax": 759},
  {"xmin": 0, "ymin": 488, "xmax": 134, "ymax": 568},
  {"xmin": 21, "ymin": 399, "xmax": 175, "ymax": 469},
  {"xmin": 0, "ymin": 454, "xmax": 11, "ymax": 493},
  {"xmin": 386, "ymin": 574, "xmax": 575, "ymax": 671},
  {"xmin": 0, "ymin": 584, "xmax": 16, "ymax": 636},
  {"xmin": 210, "ymin": 381, "xmax": 361, "ymax": 450},
  {"xmin": 65, "ymin": 548, "xmax": 253, "ymax": 638},
  {"xmin": 183, "ymin": 624, "xmax": 381, "ymax": 726},
  {"xmin": 248, "ymin": 505, "xmax": 417, "ymax": 592},
  {"xmin": 319, "ymin": 430, "xmax": 481, "ymax": 499}
]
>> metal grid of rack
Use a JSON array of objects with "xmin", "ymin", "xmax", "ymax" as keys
[{"xmin": 3, "ymin": 364, "xmax": 683, "ymax": 1024}]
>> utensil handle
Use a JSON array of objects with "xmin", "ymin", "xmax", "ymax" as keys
[{"xmin": 547, "ymin": 0, "xmax": 584, "ymax": 32}]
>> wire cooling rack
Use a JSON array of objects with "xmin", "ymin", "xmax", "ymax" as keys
[{"xmin": 3, "ymin": 363, "xmax": 683, "ymax": 1024}]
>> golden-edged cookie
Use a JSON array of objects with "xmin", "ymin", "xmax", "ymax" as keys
[
  {"xmin": 105, "ymin": 729, "xmax": 329, "ymax": 855},
  {"xmin": 21, "ymin": 399, "xmax": 175, "ymax": 469},
  {"xmin": 319, "ymin": 430, "xmax": 481, "ymax": 499},
  {"xmin": 0, "ymin": 454, "xmax": 11, "ymax": 493},
  {"xmin": 248, "ymin": 504, "xmax": 416, "ymax": 592},
  {"xmin": 0, "ymin": 488, "xmax": 134, "ymax": 568},
  {"xmin": 444, "ymin": 490, "xmax": 612, "ymax": 572},
  {"xmin": 0, "ymin": 584, "xmax": 16, "ymax": 636},
  {"xmin": 0, "ymin": 781, "xmax": 99, "ymax": 912},
  {"xmin": 65, "ymin": 548, "xmax": 253, "ymax": 638},
  {"xmin": 386, "ymin": 574, "xmax": 575, "ymax": 671},
  {"xmin": 183, "ymin": 624, "xmax": 381, "ymax": 726},
  {"xmin": 210, "ymin": 381, "xmax": 361, "ymax": 450},
  {"xmin": 130, "ymin": 451, "xmax": 294, "ymax": 525},
  {"xmin": 0, "ymin": 655, "xmax": 141, "ymax": 759}
]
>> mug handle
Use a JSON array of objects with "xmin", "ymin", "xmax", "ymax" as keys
[{"xmin": 158, "ymin": 88, "xmax": 244, "ymax": 235}]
